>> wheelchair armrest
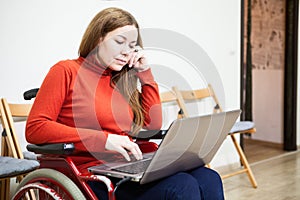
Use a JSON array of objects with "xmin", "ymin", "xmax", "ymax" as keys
[
  {"xmin": 26, "ymin": 130, "xmax": 167, "ymax": 155},
  {"xmin": 134, "ymin": 129, "xmax": 168, "ymax": 140},
  {"xmin": 23, "ymin": 88, "xmax": 39, "ymax": 100},
  {"xmin": 27, "ymin": 143, "xmax": 75, "ymax": 155}
]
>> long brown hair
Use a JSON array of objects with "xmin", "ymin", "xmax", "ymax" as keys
[{"xmin": 78, "ymin": 7, "xmax": 144, "ymax": 136}]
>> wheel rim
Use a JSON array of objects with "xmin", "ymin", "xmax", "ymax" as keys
[
  {"xmin": 13, "ymin": 182, "xmax": 63, "ymax": 200},
  {"xmin": 13, "ymin": 168, "xmax": 86, "ymax": 200}
]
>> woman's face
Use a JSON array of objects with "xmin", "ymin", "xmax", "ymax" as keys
[{"xmin": 97, "ymin": 25, "xmax": 138, "ymax": 71}]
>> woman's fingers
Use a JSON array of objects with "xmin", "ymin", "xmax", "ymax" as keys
[
  {"xmin": 127, "ymin": 48, "xmax": 149, "ymax": 72},
  {"xmin": 116, "ymin": 146, "xmax": 131, "ymax": 161},
  {"xmin": 105, "ymin": 134, "xmax": 143, "ymax": 161},
  {"xmin": 128, "ymin": 51, "xmax": 139, "ymax": 68},
  {"xmin": 124, "ymin": 141, "xmax": 143, "ymax": 160}
]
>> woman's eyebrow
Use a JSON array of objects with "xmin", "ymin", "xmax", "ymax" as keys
[{"xmin": 116, "ymin": 35, "xmax": 127, "ymax": 40}]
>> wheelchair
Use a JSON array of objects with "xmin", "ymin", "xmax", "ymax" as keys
[{"xmin": 12, "ymin": 89, "xmax": 165, "ymax": 200}]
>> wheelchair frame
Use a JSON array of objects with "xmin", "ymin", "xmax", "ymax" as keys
[
  {"xmin": 13, "ymin": 143, "xmax": 114, "ymax": 199},
  {"xmin": 12, "ymin": 140, "xmax": 159, "ymax": 200}
]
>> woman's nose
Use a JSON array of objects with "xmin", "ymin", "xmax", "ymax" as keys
[{"xmin": 120, "ymin": 45, "xmax": 132, "ymax": 56}]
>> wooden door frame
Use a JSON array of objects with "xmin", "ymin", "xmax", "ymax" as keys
[
  {"xmin": 284, "ymin": 0, "xmax": 298, "ymax": 151},
  {"xmin": 240, "ymin": 0, "xmax": 245, "ymax": 149}
]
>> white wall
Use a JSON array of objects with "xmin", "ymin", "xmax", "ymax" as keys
[
  {"xmin": 252, "ymin": 70, "xmax": 284, "ymax": 143},
  {"xmin": 0, "ymin": 0, "xmax": 241, "ymax": 167}
]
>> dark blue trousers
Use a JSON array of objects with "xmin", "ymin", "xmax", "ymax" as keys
[{"xmin": 88, "ymin": 167, "xmax": 224, "ymax": 200}]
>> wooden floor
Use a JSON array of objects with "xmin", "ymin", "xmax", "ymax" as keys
[
  {"xmin": 243, "ymin": 138, "xmax": 286, "ymax": 163},
  {"xmin": 221, "ymin": 139, "xmax": 300, "ymax": 200}
]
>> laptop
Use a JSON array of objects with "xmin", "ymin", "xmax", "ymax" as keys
[{"xmin": 88, "ymin": 109, "xmax": 241, "ymax": 184}]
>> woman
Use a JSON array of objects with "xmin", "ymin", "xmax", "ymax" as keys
[{"xmin": 26, "ymin": 7, "xmax": 224, "ymax": 200}]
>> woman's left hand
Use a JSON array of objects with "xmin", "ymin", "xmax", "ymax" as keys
[{"xmin": 128, "ymin": 48, "xmax": 150, "ymax": 72}]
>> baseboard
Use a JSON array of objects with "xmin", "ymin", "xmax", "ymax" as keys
[{"xmin": 244, "ymin": 138, "xmax": 283, "ymax": 149}]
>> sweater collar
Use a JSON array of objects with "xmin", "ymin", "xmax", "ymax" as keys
[{"xmin": 78, "ymin": 56, "xmax": 112, "ymax": 76}]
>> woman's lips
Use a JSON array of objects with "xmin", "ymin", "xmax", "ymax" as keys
[{"xmin": 115, "ymin": 58, "xmax": 127, "ymax": 65}]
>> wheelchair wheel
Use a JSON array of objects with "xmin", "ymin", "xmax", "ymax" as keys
[{"xmin": 12, "ymin": 168, "xmax": 86, "ymax": 200}]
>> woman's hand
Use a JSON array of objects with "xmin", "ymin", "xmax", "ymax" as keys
[
  {"xmin": 128, "ymin": 47, "xmax": 150, "ymax": 72},
  {"xmin": 105, "ymin": 134, "xmax": 143, "ymax": 161}
]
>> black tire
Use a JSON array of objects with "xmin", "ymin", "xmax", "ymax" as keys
[{"xmin": 13, "ymin": 168, "xmax": 86, "ymax": 200}]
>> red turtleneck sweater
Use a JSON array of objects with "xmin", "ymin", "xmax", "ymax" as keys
[{"xmin": 26, "ymin": 57, "xmax": 162, "ymax": 153}]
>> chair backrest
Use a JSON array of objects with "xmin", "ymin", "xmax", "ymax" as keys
[
  {"xmin": 0, "ymin": 98, "xmax": 32, "ymax": 159},
  {"xmin": 159, "ymin": 89, "xmax": 177, "ymax": 104},
  {"xmin": 0, "ymin": 101, "xmax": 16, "ymax": 157},
  {"xmin": 172, "ymin": 84, "xmax": 223, "ymax": 118},
  {"xmin": 159, "ymin": 89, "xmax": 184, "ymax": 120}
]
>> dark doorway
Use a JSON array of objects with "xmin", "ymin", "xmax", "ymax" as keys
[{"xmin": 240, "ymin": 0, "xmax": 298, "ymax": 151}]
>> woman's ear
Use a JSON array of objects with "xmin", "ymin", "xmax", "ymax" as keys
[{"xmin": 98, "ymin": 37, "xmax": 104, "ymax": 44}]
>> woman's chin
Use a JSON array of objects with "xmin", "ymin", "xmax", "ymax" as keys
[{"xmin": 108, "ymin": 64, "xmax": 125, "ymax": 71}]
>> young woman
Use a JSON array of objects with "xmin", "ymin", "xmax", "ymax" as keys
[{"xmin": 26, "ymin": 7, "xmax": 224, "ymax": 200}]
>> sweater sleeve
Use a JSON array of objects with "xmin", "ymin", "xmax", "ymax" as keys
[
  {"xmin": 136, "ymin": 68, "xmax": 162, "ymax": 130},
  {"xmin": 25, "ymin": 62, "xmax": 108, "ymax": 152}
]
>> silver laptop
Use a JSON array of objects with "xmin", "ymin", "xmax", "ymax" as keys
[{"xmin": 88, "ymin": 109, "xmax": 241, "ymax": 184}]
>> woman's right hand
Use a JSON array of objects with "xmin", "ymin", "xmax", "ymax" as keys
[{"xmin": 105, "ymin": 134, "xmax": 143, "ymax": 161}]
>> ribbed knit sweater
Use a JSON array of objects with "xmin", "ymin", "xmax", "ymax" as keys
[{"xmin": 26, "ymin": 57, "xmax": 162, "ymax": 153}]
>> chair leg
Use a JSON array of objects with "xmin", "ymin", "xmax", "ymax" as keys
[
  {"xmin": 230, "ymin": 134, "xmax": 257, "ymax": 188},
  {"xmin": 0, "ymin": 179, "xmax": 10, "ymax": 200},
  {"xmin": 0, "ymin": 180, "xmax": 4, "ymax": 200},
  {"xmin": 1, "ymin": 135, "xmax": 9, "ymax": 157}
]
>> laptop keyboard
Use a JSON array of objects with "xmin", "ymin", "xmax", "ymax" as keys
[{"xmin": 111, "ymin": 158, "xmax": 152, "ymax": 174}]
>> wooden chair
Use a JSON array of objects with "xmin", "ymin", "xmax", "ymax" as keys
[
  {"xmin": 159, "ymin": 89, "xmax": 184, "ymax": 118},
  {"xmin": 1, "ymin": 98, "xmax": 33, "ymax": 159},
  {"xmin": 0, "ymin": 98, "xmax": 38, "ymax": 200},
  {"xmin": 134, "ymin": 90, "xmax": 180, "ymax": 143},
  {"xmin": 172, "ymin": 84, "xmax": 257, "ymax": 188}
]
